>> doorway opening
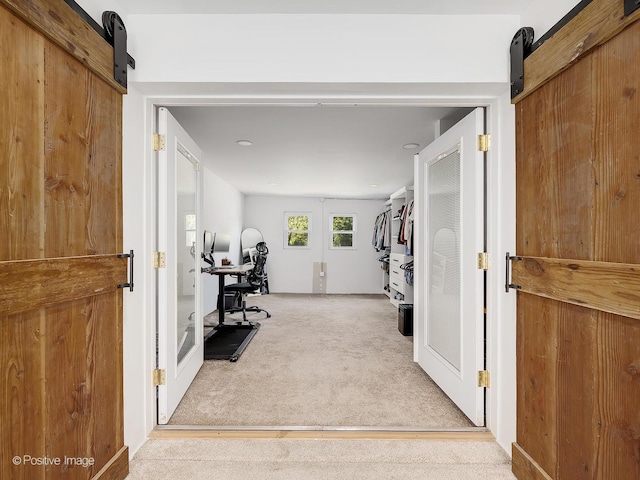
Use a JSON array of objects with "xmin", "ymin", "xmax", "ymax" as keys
[{"xmin": 144, "ymin": 91, "xmax": 504, "ymax": 438}]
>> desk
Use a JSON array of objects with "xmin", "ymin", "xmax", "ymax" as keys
[
  {"xmin": 202, "ymin": 263, "xmax": 258, "ymax": 362},
  {"xmin": 206, "ymin": 264, "xmax": 254, "ymax": 325}
]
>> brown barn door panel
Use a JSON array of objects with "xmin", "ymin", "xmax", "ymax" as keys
[
  {"xmin": 511, "ymin": 1, "xmax": 640, "ymax": 479},
  {"xmin": 0, "ymin": 1, "xmax": 131, "ymax": 479}
]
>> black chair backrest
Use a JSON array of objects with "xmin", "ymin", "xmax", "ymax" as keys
[
  {"xmin": 256, "ymin": 241, "xmax": 268, "ymax": 254},
  {"xmin": 247, "ymin": 242, "xmax": 268, "ymax": 286}
]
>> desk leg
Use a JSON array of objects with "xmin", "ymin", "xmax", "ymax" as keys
[{"xmin": 218, "ymin": 273, "xmax": 225, "ymax": 326}]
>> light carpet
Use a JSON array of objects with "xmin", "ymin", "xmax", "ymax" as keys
[
  {"xmin": 127, "ymin": 438, "xmax": 516, "ymax": 479},
  {"xmin": 169, "ymin": 294, "xmax": 472, "ymax": 428}
]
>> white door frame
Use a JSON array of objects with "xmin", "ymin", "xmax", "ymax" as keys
[{"xmin": 137, "ymin": 89, "xmax": 516, "ymax": 450}]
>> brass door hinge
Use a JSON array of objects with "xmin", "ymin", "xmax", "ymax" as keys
[
  {"xmin": 478, "ymin": 134, "xmax": 491, "ymax": 152},
  {"xmin": 153, "ymin": 369, "xmax": 166, "ymax": 386},
  {"xmin": 153, "ymin": 251, "xmax": 166, "ymax": 269},
  {"xmin": 478, "ymin": 370, "xmax": 490, "ymax": 388},
  {"xmin": 477, "ymin": 252, "xmax": 489, "ymax": 271},
  {"xmin": 153, "ymin": 133, "xmax": 166, "ymax": 151}
]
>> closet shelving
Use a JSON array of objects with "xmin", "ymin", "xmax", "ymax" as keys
[{"xmin": 388, "ymin": 186, "xmax": 414, "ymax": 308}]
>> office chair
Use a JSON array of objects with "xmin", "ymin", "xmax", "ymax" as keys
[{"xmin": 224, "ymin": 241, "xmax": 271, "ymax": 322}]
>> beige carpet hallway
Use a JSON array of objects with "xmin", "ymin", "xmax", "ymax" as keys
[
  {"xmin": 127, "ymin": 438, "xmax": 516, "ymax": 480},
  {"xmin": 168, "ymin": 294, "xmax": 473, "ymax": 428}
]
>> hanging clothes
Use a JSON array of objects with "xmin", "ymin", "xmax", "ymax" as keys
[
  {"xmin": 396, "ymin": 200, "xmax": 414, "ymax": 254},
  {"xmin": 372, "ymin": 209, "xmax": 391, "ymax": 251},
  {"xmin": 405, "ymin": 200, "xmax": 414, "ymax": 255},
  {"xmin": 398, "ymin": 201, "xmax": 409, "ymax": 244},
  {"xmin": 400, "ymin": 260, "xmax": 414, "ymax": 286}
]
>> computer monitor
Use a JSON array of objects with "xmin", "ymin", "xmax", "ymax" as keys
[
  {"xmin": 202, "ymin": 230, "xmax": 215, "ymax": 267},
  {"xmin": 212, "ymin": 232, "xmax": 231, "ymax": 253},
  {"xmin": 203, "ymin": 230, "xmax": 214, "ymax": 254}
]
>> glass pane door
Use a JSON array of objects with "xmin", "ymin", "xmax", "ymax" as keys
[
  {"xmin": 176, "ymin": 146, "xmax": 198, "ymax": 365},
  {"xmin": 427, "ymin": 149, "xmax": 461, "ymax": 371}
]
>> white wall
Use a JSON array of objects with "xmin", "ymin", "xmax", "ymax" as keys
[
  {"xmin": 324, "ymin": 198, "xmax": 388, "ymax": 294},
  {"xmin": 121, "ymin": 83, "xmax": 153, "ymax": 459},
  {"xmin": 244, "ymin": 196, "xmax": 385, "ymax": 294},
  {"xmin": 486, "ymin": 90, "xmax": 517, "ymax": 455},
  {"xmin": 200, "ymin": 167, "xmax": 245, "ymax": 315},
  {"xmin": 127, "ymin": 14, "xmax": 518, "ymax": 84}
]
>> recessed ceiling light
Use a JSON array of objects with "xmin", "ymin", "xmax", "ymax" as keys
[
  {"xmin": 403, "ymin": 143, "xmax": 420, "ymax": 150},
  {"xmin": 268, "ymin": 182, "xmax": 278, "ymax": 186},
  {"xmin": 236, "ymin": 140, "xmax": 253, "ymax": 146},
  {"xmin": 369, "ymin": 184, "xmax": 379, "ymax": 187}
]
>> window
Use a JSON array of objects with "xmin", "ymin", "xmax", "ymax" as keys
[
  {"xmin": 185, "ymin": 213, "xmax": 196, "ymax": 248},
  {"xmin": 330, "ymin": 214, "xmax": 356, "ymax": 249},
  {"xmin": 285, "ymin": 212, "xmax": 311, "ymax": 248}
]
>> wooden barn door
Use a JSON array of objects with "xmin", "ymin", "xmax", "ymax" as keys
[
  {"xmin": 0, "ymin": 1, "xmax": 129, "ymax": 479},
  {"xmin": 511, "ymin": 1, "xmax": 640, "ymax": 479}
]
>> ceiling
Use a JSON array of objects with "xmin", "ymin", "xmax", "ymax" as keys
[
  {"xmin": 170, "ymin": 105, "xmax": 469, "ymax": 199},
  {"xmin": 144, "ymin": 1, "xmax": 531, "ymax": 199},
  {"xmin": 124, "ymin": 0, "xmax": 534, "ymax": 15}
]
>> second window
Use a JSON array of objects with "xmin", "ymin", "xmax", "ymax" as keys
[{"xmin": 330, "ymin": 214, "xmax": 356, "ymax": 249}]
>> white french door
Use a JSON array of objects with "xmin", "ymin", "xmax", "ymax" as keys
[
  {"xmin": 413, "ymin": 108, "xmax": 485, "ymax": 426},
  {"xmin": 156, "ymin": 107, "xmax": 204, "ymax": 424}
]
